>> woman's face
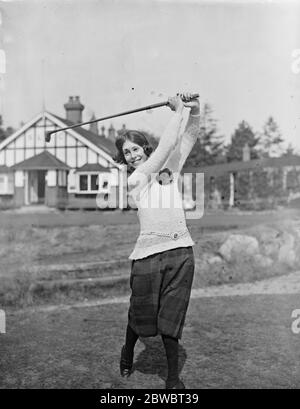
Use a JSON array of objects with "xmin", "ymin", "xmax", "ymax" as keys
[{"xmin": 122, "ymin": 140, "xmax": 148, "ymax": 169}]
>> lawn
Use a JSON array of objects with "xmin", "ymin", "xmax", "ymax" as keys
[
  {"xmin": 1, "ymin": 293, "xmax": 300, "ymax": 388},
  {"xmin": 1, "ymin": 207, "xmax": 300, "ymax": 308},
  {"xmin": 1, "ymin": 208, "xmax": 300, "ymax": 389}
]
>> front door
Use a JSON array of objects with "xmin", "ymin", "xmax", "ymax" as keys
[
  {"xmin": 37, "ymin": 170, "xmax": 46, "ymax": 203},
  {"xmin": 28, "ymin": 170, "xmax": 46, "ymax": 204}
]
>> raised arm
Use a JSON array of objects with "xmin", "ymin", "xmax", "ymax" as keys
[
  {"xmin": 164, "ymin": 95, "xmax": 200, "ymax": 173},
  {"xmin": 127, "ymin": 96, "xmax": 184, "ymax": 197}
]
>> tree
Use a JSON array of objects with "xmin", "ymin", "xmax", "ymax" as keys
[
  {"xmin": 281, "ymin": 143, "xmax": 297, "ymax": 157},
  {"xmin": 184, "ymin": 103, "xmax": 225, "ymax": 168},
  {"xmin": 0, "ymin": 116, "xmax": 15, "ymax": 142},
  {"xmin": 258, "ymin": 116, "xmax": 284, "ymax": 158},
  {"xmin": 5, "ymin": 127, "xmax": 15, "ymax": 138},
  {"xmin": 0, "ymin": 116, "xmax": 6, "ymax": 142},
  {"xmin": 225, "ymin": 120, "xmax": 260, "ymax": 162}
]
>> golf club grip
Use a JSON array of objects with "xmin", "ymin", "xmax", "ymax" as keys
[
  {"xmin": 187, "ymin": 93, "xmax": 199, "ymax": 99},
  {"xmin": 176, "ymin": 93, "xmax": 199, "ymax": 99},
  {"xmin": 166, "ymin": 93, "xmax": 199, "ymax": 105}
]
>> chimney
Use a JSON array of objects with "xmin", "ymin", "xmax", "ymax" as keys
[
  {"xmin": 242, "ymin": 143, "xmax": 250, "ymax": 162},
  {"xmin": 117, "ymin": 123, "xmax": 127, "ymax": 137},
  {"xmin": 101, "ymin": 126, "xmax": 106, "ymax": 138},
  {"xmin": 64, "ymin": 96, "xmax": 84, "ymax": 124},
  {"xmin": 108, "ymin": 124, "xmax": 116, "ymax": 141},
  {"xmin": 89, "ymin": 113, "xmax": 98, "ymax": 135}
]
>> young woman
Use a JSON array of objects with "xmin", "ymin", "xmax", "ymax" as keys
[{"xmin": 114, "ymin": 92, "xmax": 200, "ymax": 389}]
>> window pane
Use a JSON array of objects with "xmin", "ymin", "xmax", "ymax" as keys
[
  {"xmin": 79, "ymin": 175, "xmax": 88, "ymax": 191},
  {"xmin": 0, "ymin": 176, "xmax": 5, "ymax": 193},
  {"xmin": 7, "ymin": 173, "xmax": 14, "ymax": 194},
  {"xmin": 58, "ymin": 171, "xmax": 67, "ymax": 187},
  {"xmin": 91, "ymin": 174, "xmax": 98, "ymax": 191}
]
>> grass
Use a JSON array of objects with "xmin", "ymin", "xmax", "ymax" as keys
[
  {"xmin": 1, "ymin": 210, "xmax": 300, "ymax": 388},
  {"xmin": 1, "ymin": 209, "xmax": 300, "ymax": 308},
  {"xmin": 1, "ymin": 293, "xmax": 300, "ymax": 388},
  {"xmin": 0, "ymin": 220, "xmax": 298, "ymax": 308}
]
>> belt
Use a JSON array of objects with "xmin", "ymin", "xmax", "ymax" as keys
[{"xmin": 140, "ymin": 228, "xmax": 188, "ymax": 240}]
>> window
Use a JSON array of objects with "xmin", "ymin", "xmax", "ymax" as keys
[
  {"xmin": 0, "ymin": 175, "xmax": 6, "ymax": 193},
  {"xmin": 58, "ymin": 170, "xmax": 67, "ymax": 187},
  {"xmin": 0, "ymin": 174, "xmax": 14, "ymax": 194},
  {"xmin": 79, "ymin": 175, "xmax": 88, "ymax": 191},
  {"xmin": 91, "ymin": 174, "xmax": 99, "ymax": 191},
  {"xmin": 7, "ymin": 174, "xmax": 14, "ymax": 194},
  {"xmin": 98, "ymin": 174, "xmax": 110, "ymax": 192},
  {"xmin": 77, "ymin": 173, "xmax": 110, "ymax": 193}
]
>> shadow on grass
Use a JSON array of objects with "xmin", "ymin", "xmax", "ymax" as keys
[{"xmin": 132, "ymin": 336, "xmax": 187, "ymax": 383}]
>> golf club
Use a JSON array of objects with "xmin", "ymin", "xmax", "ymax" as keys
[{"xmin": 45, "ymin": 93, "xmax": 199, "ymax": 142}]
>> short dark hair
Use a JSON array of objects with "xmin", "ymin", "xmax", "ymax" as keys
[{"xmin": 113, "ymin": 130, "xmax": 154, "ymax": 174}]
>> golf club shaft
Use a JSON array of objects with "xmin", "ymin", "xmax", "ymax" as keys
[{"xmin": 45, "ymin": 93, "xmax": 199, "ymax": 141}]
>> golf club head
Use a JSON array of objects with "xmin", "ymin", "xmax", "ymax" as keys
[{"xmin": 45, "ymin": 131, "xmax": 52, "ymax": 142}]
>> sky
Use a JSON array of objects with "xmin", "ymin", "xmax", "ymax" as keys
[{"xmin": 0, "ymin": 0, "xmax": 300, "ymax": 152}]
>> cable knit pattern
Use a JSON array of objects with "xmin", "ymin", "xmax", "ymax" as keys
[{"xmin": 128, "ymin": 110, "xmax": 200, "ymax": 260}]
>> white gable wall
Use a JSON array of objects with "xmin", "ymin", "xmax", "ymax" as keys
[
  {"xmin": 0, "ymin": 111, "xmax": 124, "ymax": 203},
  {"xmin": 0, "ymin": 112, "xmax": 117, "ymax": 170}
]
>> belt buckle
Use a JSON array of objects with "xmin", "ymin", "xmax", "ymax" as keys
[{"xmin": 171, "ymin": 232, "xmax": 179, "ymax": 240}]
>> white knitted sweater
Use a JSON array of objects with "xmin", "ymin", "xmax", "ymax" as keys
[{"xmin": 128, "ymin": 110, "xmax": 200, "ymax": 260}]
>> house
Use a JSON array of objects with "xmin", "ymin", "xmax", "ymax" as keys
[
  {"xmin": 0, "ymin": 96, "xmax": 128, "ymax": 210},
  {"xmin": 183, "ymin": 145, "xmax": 300, "ymax": 210}
]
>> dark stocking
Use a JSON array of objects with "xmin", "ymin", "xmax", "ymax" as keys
[
  {"xmin": 124, "ymin": 324, "xmax": 139, "ymax": 360},
  {"xmin": 161, "ymin": 334, "xmax": 179, "ymax": 387}
]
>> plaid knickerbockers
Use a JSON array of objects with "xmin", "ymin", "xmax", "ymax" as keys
[{"xmin": 128, "ymin": 246, "xmax": 195, "ymax": 339}]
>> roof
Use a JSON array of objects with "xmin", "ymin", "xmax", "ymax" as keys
[
  {"xmin": 50, "ymin": 113, "xmax": 117, "ymax": 158},
  {"xmin": 183, "ymin": 155, "xmax": 300, "ymax": 177},
  {"xmin": 0, "ymin": 165, "xmax": 13, "ymax": 173},
  {"xmin": 12, "ymin": 151, "xmax": 70, "ymax": 171},
  {"xmin": 76, "ymin": 163, "xmax": 112, "ymax": 173}
]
